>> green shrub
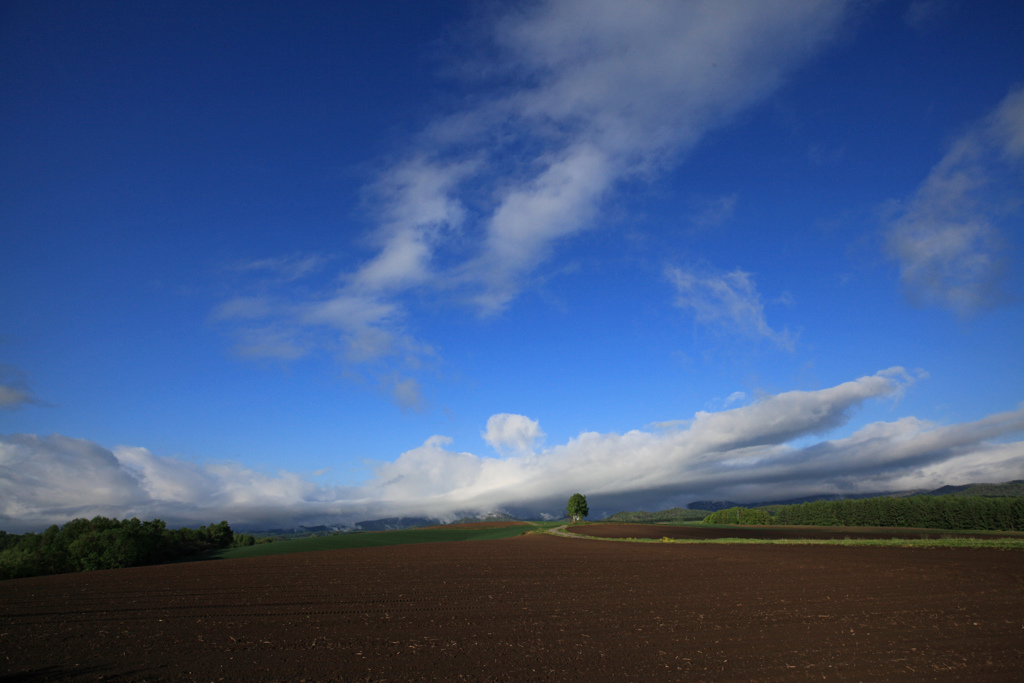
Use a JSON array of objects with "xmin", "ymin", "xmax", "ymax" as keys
[{"xmin": 232, "ymin": 534, "xmax": 257, "ymax": 547}]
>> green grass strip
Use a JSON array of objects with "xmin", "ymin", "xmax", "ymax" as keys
[{"xmin": 208, "ymin": 526, "xmax": 531, "ymax": 560}]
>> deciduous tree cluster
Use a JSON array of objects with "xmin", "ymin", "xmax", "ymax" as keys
[{"xmin": 0, "ymin": 517, "xmax": 240, "ymax": 580}]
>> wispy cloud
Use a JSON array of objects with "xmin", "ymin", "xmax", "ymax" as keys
[
  {"xmin": 666, "ymin": 265, "xmax": 795, "ymax": 349},
  {"xmin": 0, "ymin": 366, "xmax": 43, "ymax": 411},
  {"xmin": 689, "ymin": 194, "xmax": 738, "ymax": 228},
  {"xmin": 885, "ymin": 87, "xmax": 1024, "ymax": 315},
  {"xmin": 387, "ymin": 374, "xmax": 426, "ymax": 413},
  {"xmin": 233, "ymin": 253, "xmax": 331, "ymax": 282},
  {"xmin": 724, "ymin": 391, "xmax": 747, "ymax": 406},
  {"xmin": 0, "ymin": 386, "xmax": 34, "ymax": 410},
  {"xmin": 903, "ymin": 0, "xmax": 957, "ymax": 33},
  {"xmin": 4, "ymin": 369, "xmax": 1023, "ymax": 532},
  {"xmin": 216, "ymin": 1, "xmax": 855, "ymax": 392}
]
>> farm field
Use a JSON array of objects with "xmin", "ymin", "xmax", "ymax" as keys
[
  {"xmin": 2, "ymin": 532, "xmax": 1023, "ymax": 681},
  {"xmin": 208, "ymin": 522, "xmax": 533, "ymax": 560},
  {"xmin": 570, "ymin": 522, "xmax": 1024, "ymax": 542}
]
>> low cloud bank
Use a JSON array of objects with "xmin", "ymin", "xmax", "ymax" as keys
[{"xmin": 2, "ymin": 368, "xmax": 1023, "ymax": 532}]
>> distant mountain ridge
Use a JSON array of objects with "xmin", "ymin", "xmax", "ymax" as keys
[
  {"xmin": 449, "ymin": 512, "xmax": 519, "ymax": 525},
  {"xmin": 927, "ymin": 481, "xmax": 1024, "ymax": 497},
  {"xmin": 602, "ymin": 508, "xmax": 709, "ymax": 523},
  {"xmin": 354, "ymin": 512, "xmax": 519, "ymax": 530},
  {"xmin": 686, "ymin": 500, "xmax": 741, "ymax": 512},
  {"xmin": 352, "ymin": 517, "xmax": 442, "ymax": 532},
  {"xmin": 239, "ymin": 519, "xmax": 440, "ymax": 536}
]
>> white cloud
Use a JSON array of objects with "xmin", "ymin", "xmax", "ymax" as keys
[
  {"xmin": 724, "ymin": 391, "xmax": 747, "ymax": 406},
  {"xmin": 491, "ymin": 0, "xmax": 850, "ymax": 163},
  {"xmin": 369, "ymin": 435, "xmax": 482, "ymax": 500},
  {"xmin": 0, "ymin": 436, "xmax": 359, "ymax": 533},
  {"xmin": 302, "ymin": 291, "xmax": 402, "ymax": 363},
  {"xmin": 666, "ymin": 265, "xmax": 795, "ymax": 349},
  {"xmin": 215, "ymin": 0, "xmax": 855, "ymax": 386},
  {"xmin": 447, "ymin": 0, "xmax": 851, "ymax": 309},
  {"xmin": 483, "ymin": 413, "xmax": 545, "ymax": 455},
  {"xmin": 0, "ymin": 435, "xmax": 148, "ymax": 526},
  {"xmin": 4, "ymin": 369, "xmax": 1023, "ymax": 532},
  {"xmin": 886, "ymin": 87, "xmax": 1024, "ymax": 315},
  {"xmin": 463, "ymin": 143, "xmax": 616, "ymax": 313},
  {"xmin": 354, "ymin": 157, "xmax": 476, "ymax": 292}
]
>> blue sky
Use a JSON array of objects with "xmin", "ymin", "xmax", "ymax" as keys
[{"xmin": 2, "ymin": 0, "xmax": 1023, "ymax": 531}]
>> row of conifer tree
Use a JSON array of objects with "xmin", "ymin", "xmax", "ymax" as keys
[
  {"xmin": 703, "ymin": 495, "xmax": 1024, "ymax": 531},
  {"xmin": 771, "ymin": 495, "xmax": 1023, "ymax": 530}
]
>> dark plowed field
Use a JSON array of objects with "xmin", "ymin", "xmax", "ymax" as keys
[
  {"xmin": 2, "ymin": 533, "xmax": 1022, "ymax": 682},
  {"xmin": 571, "ymin": 522, "xmax": 1024, "ymax": 541}
]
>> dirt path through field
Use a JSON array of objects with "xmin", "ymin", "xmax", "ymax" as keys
[{"xmin": 2, "ymin": 533, "xmax": 1022, "ymax": 681}]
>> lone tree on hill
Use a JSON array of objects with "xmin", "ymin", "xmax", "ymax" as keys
[{"xmin": 567, "ymin": 493, "xmax": 589, "ymax": 522}]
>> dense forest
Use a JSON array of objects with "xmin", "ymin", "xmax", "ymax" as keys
[
  {"xmin": 704, "ymin": 495, "xmax": 1024, "ymax": 531},
  {"xmin": 0, "ymin": 517, "xmax": 254, "ymax": 580}
]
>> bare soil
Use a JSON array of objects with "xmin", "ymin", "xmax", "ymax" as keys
[
  {"xmin": 570, "ymin": 522, "xmax": 1024, "ymax": 541},
  {"xmin": 2, "ymin": 533, "xmax": 1022, "ymax": 682}
]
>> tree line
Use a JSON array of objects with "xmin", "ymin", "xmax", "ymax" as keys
[
  {"xmin": 0, "ymin": 517, "xmax": 252, "ymax": 580},
  {"xmin": 703, "ymin": 495, "xmax": 1024, "ymax": 531},
  {"xmin": 772, "ymin": 495, "xmax": 1024, "ymax": 530}
]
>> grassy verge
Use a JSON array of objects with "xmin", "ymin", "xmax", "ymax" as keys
[
  {"xmin": 523, "ymin": 520, "xmax": 568, "ymax": 530},
  {"xmin": 690, "ymin": 522, "xmax": 1024, "ymax": 536},
  {"xmin": 207, "ymin": 525, "xmax": 532, "ymax": 560}
]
